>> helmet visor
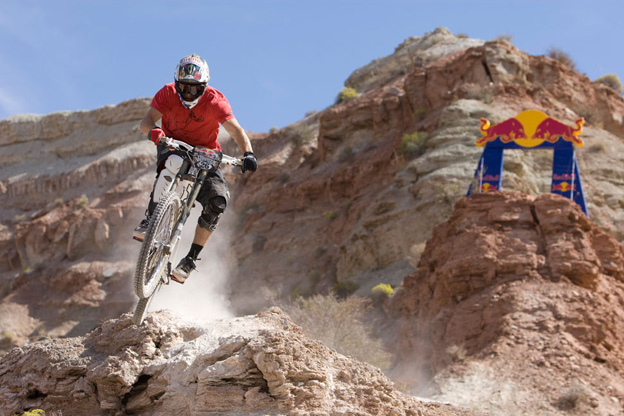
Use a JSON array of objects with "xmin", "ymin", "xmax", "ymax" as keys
[{"xmin": 178, "ymin": 63, "xmax": 203, "ymax": 81}]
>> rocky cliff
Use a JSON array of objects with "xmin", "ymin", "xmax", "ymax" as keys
[
  {"xmin": 1, "ymin": 27, "xmax": 624, "ymax": 416},
  {"xmin": 391, "ymin": 191, "xmax": 624, "ymax": 415},
  {"xmin": 226, "ymin": 27, "xmax": 624, "ymax": 313}
]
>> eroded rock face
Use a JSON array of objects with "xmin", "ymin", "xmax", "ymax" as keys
[
  {"xmin": 0, "ymin": 308, "xmax": 475, "ymax": 416},
  {"xmin": 390, "ymin": 192, "xmax": 624, "ymax": 415},
  {"xmin": 0, "ymin": 99, "xmax": 156, "ymax": 354},
  {"xmin": 226, "ymin": 28, "xmax": 624, "ymax": 313}
]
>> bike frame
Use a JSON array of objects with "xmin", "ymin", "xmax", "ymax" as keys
[{"xmin": 158, "ymin": 139, "xmax": 240, "ymax": 284}]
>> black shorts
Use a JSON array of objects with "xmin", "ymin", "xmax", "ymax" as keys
[{"xmin": 156, "ymin": 144, "xmax": 230, "ymax": 210}]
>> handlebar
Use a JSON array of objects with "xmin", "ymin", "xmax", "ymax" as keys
[{"xmin": 163, "ymin": 137, "xmax": 242, "ymax": 167}]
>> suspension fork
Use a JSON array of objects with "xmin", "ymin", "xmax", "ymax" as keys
[
  {"xmin": 168, "ymin": 169, "xmax": 208, "ymax": 257},
  {"xmin": 179, "ymin": 169, "xmax": 207, "ymax": 227}
]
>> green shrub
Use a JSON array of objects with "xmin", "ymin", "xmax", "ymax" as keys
[
  {"xmin": 337, "ymin": 87, "xmax": 359, "ymax": 103},
  {"xmin": 371, "ymin": 283, "xmax": 394, "ymax": 298},
  {"xmin": 399, "ymin": 131, "xmax": 428, "ymax": 157},
  {"xmin": 333, "ymin": 280, "xmax": 358, "ymax": 298},
  {"xmin": 547, "ymin": 47, "xmax": 577, "ymax": 70},
  {"xmin": 282, "ymin": 294, "xmax": 391, "ymax": 368},
  {"xmin": 594, "ymin": 73, "xmax": 623, "ymax": 94},
  {"xmin": 76, "ymin": 194, "xmax": 89, "ymax": 208},
  {"xmin": 325, "ymin": 210, "xmax": 338, "ymax": 221},
  {"xmin": 413, "ymin": 107, "xmax": 427, "ymax": 118},
  {"xmin": 337, "ymin": 146, "xmax": 355, "ymax": 162},
  {"xmin": 12, "ymin": 410, "xmax": 46, "ymax": 416}
]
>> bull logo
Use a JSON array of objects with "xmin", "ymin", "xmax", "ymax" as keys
[
  {"xmin": 477, "ymin": 117, "xmax": 527, "ymax": 146},
  {"xmin": 532, "ymin": 117, "xmax": 584, "ymax": 146}
]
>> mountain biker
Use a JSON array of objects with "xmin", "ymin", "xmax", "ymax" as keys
[{"xmin": 134, "ymin": 53, "xmax": 257, "ymax": 283}]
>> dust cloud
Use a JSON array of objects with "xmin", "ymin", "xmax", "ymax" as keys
[{"xmin": 149, "ymin": 206, "xmax": 235, "ymax": 322}]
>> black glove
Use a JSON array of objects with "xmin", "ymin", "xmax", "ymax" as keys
[{"xmin": 242, "ymin": 151, "xmax": 257, "ymax": 173}]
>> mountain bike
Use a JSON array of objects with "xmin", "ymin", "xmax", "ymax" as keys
[{"xmin": 133, "ymin": 137, "xmax": 242, "ymax": 325}]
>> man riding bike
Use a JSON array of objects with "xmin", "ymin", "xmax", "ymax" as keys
[{"xmin": 134, "ymin": 53, "xmax": 257, "ymax": 283}]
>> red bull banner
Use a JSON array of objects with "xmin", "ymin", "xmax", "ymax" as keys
[
  {"xmin": 467, "ymin": 110, "xmax": 588, "ymax": 216},
  {"xmin": 477, "ymin": 109, "xmax": 584, "ymax": 148}
]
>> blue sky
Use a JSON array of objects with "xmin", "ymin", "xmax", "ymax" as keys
[{"xmin": 1, "ymin": 0, "xmax": 622, "ymax": 133}]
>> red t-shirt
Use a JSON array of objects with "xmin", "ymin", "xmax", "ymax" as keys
[{"xmin": 150, "ymin": 83, "xmax": 235, "ymax": 150}]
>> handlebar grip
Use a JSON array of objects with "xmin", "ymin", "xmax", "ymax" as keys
[{"xmin": 222, "ymin": 154, "xmax": 242, "ymax": 167}]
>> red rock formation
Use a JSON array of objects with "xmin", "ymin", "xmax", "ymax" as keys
[{"xmin": 390, "ymin": 192, "xmax": 624, "ymax": 414}]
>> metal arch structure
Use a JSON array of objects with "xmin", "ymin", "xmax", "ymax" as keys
[{"xmin": 466, "ymin": 109, "xmax": 588, "ymax": 216}]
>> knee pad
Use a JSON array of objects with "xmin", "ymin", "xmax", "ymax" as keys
[
  {"xmin": 152, "ymin": 155, "xmax": 184, "ymax": 204},
  {"xmin": 198, "ymin": 196, "xmax": 227, "ymax": 231}
]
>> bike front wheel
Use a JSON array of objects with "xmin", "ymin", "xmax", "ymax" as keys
[
  {"xmin": 134, "ymin": 191, "xmax": 181, "ymax": 299},
  {"xmin": 133, "ymin": 281, "xmax": 162, "ymax": 325}
]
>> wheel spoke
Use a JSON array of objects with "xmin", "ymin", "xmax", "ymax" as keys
[{"xmin": 134, "ymin": 192, "xmax": 181, "ymax": 299}]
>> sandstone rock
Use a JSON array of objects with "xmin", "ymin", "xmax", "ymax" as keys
[
  {"xmin": 0, "ymin": 308, "xmax": 475, "ymax": 416},
  {"xmin": 390, "ymin": 192, "xmax": 624, "ymax": 415},
  {"xmin": 345, "ymin": 28, "xmax": 485, "ymax": 93}
]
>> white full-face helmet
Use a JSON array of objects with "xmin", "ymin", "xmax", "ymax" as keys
[{"xmin": 174, "ymin": 54, "xmax": 210, "ymax": 109}]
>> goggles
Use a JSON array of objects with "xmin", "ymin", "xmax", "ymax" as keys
[{"xmin": 176, "ymin": 81, "xmax": 206, "ymax": 96}]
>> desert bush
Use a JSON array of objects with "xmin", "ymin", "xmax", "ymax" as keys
[
  {"xmin": 413, "ymin": 107, "xmax": 427, "ymax": 118},
  {"xmin": 276, "ymin": 172, "xmax": 290, "ymax": 183},
  {"xmin": 446, "ymin": 344, "xmax": 467, "ymax": 362},
  {"xmin": 336, "ymin": 87, "xmax": 359, "ymax": 103},
  {"xmin": 333, "ymin": 280, "xmax": 358, "ymax": 298},
  {"xmin": 398, "ymin": 131, "xmax": 428, "ymax": 157},
  {"xmin": 324, "ymin": 210, "xmax": 338, "ymax": 221},
  {"xmin": 371, "ymin": 283, "xmax": 394, "ymax": 306},
  {"xmin": 556, "ymin": 381, "xmax": 588, "ymax": 411},
  {"xmin": 547, "ymin": 47, "xmax": 577, "ymax": 70},
  {"xmin": 282, "ymin": 294, "xmax": 391, "ymax": 368},
  {"xmin": 594, "ymin": 73, "xmax": 623, "ymax": 94},
  {"xmin": 76, "ymin": 194, "xmax": 89, "ymax": 208},
  {"xmin": 496, "ymin": 33, "xmax": 513, "ymax": 43},
  {"xmin": 371, "ymin": 283, "xmax": 394, "ymax": 298},
  {"xmin": 337, "ymin": 145, "xmax": 355, "ymax": 162},
  {"xmin": 587, "ymin": 138, "xmax": 606, "ymax": 153},
  {"xmin": 282, "ymin": 121, "xmax": 317, "ymax": 146},
  {"xmin": 12, "ymin": 410, "xmax": 51, "ymax": 416}
]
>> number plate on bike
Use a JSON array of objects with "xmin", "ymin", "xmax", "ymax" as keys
[{"xmin": 193, "ymin": 147, "xmax": 222, "ymax": 172}]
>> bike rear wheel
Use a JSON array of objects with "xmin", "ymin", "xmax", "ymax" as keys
[{"xmin": 134, "ymin": 191, "xmax": 181, "ymax": 299}]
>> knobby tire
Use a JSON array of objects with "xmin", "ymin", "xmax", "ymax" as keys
[
  {"xmin": 133, "ymin": 282, "xmax": 161, "ymax": 325},
  {"xmin": 134, "ymin": 191, "xmax": 181, "ymax": 299}
]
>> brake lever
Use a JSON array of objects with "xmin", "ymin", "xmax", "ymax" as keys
[{"xmin": 163, "ymin": 137, "xmax": 178, "ymax": 151}]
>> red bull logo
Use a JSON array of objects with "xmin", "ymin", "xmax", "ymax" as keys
[
  {"xmin": 477, "ymin": 117, "xmax": 527, "ymax": 146},
  {"xmin": 481, "ymin": 183, "xmax": 498, "ymax": 192},
  {"xmin": 477, "ymin": 110, "xmax": 584, "ymax": 148},
  {"xmin": 533, "ymin": 117, "xmax": 584, "ymax": 146},
  {"xmin": 552, "ymin": 182, "xmax": 575, "ymax": 192}
]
